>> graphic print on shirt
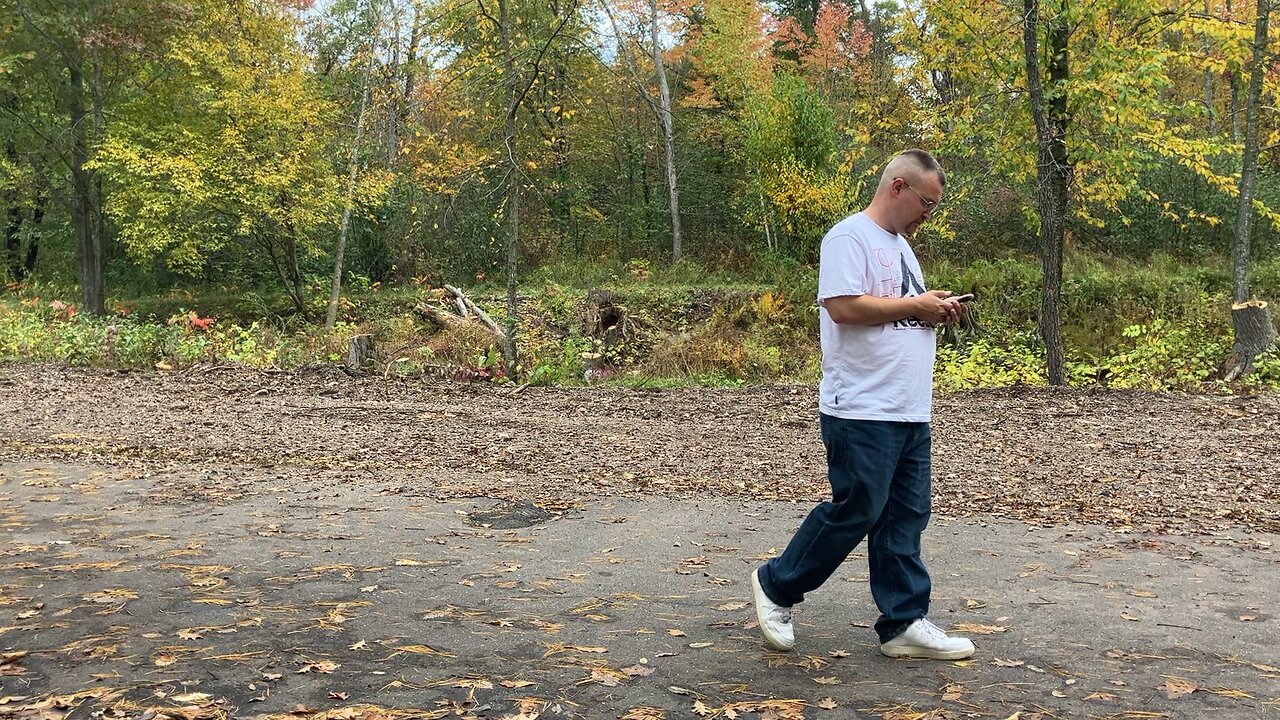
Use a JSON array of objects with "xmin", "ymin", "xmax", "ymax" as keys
[{"xmin": 892, "ymin": 254, "xmax": 932, "ymax": 330}]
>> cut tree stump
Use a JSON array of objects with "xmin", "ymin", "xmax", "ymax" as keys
[
  {"xmin": 1223, "ymin": 300, "xmax": 1277, "ymax": 381},
  {"xmin": 346, "ymin": 334, "xmax": 375, "ymax": 375},
  {"xmin": 583, "ymin": 289, "xmax": 627, "ymax": 351}
]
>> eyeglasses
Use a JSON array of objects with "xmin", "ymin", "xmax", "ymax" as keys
[{"xmin": 900, "ymin": 180, "xmax": 939, "ymax": 213}]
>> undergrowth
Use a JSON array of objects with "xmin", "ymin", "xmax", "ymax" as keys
[{"xmin": 3, "ymin": 253, "xmax": 1278, "ymax": 391}]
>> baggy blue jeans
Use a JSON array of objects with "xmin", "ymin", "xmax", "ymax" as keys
[{"xmin": 757, "ymin": 413, "xmax": 933, "ymax": 644}]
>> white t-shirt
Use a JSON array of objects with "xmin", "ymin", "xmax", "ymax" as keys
[{"xmin": 817, "ymin": 212, "xmax": 935, "ymax": 422}]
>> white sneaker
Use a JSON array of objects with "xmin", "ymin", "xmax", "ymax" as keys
[
  {"xmin": 751, "ymin": 568, "xmax": 794, "ymax": 651},
  {"xmin": 880, "ymin": 618, "xmax": 975, "ymax": 660}
]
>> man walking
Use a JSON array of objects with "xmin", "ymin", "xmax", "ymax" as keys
[{"xmin": 750, "ymin": 149, "xmax": 975, "ymax": 660}]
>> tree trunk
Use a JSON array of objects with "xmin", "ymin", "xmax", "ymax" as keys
[
  {"xmin": 1204, "ymin": 0, "xmax": 1218, "ymax": 134},
  {"xmin": 1024, "ymin": 0, "xmax": 1071, "ymax": 385},
  {"xmin": 1222, "ymin": 0, "xmax": 1274, "ymax": 380},
  {"xmin": 345, "ymin": 334, "xmax": 376, "ymax": 375},
  {"xmin": 650, "ymin": 0, "xmax": 683, "ymax": 263},
  {"xmin": 1232, "ymin": 0, "xmax": 1267, "ymax": 305},
  {"xmin": 25, "ymin": 180, "xmax": 43, "ymax": 279},
  {"xmin": 286, "ymin": 233, "xmax": 305, "ymax": 314},
  {"xmin": 68, "ymin": 57, "xmax": 104, "ymax": 315},
  {"xmin": 326, "ymin": 34, "xmax": 377, "ymax": 330},
  {"xmin": 1224, "ymin": 301, "xmax": 1276, "ymax": 380},
  {"xmin": 8, "ymin": 174, "xmax": 45, "ymax": 283},
  {"xmin": 274, "ymin": 192, "xmax": 308, "ymax": 315},
  {"xmin": 396, "ymin": 2, "xmax": 423, "ymax": 169},
  {"xmin": 1228, "ymin": 0, "xmax": 1243, "ymax": 143},
  {"xmin": 4, "ymin": 137, "xmax": 20, "ymax": 282},
  {"xmin": 500, "ymin": 0, "xmax": 520, "ymax": 375}
]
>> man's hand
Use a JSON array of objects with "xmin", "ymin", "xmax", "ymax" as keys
[{"xmin": 912, "ymin": 290, "xmax": 967, "ymax": 325}]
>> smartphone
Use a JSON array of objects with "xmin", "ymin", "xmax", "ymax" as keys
[{"xmin": 950, "ymin": 293, "xmax": 975, "ymax": 303}]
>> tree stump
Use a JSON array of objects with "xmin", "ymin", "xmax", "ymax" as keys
[
  {"xmin": 346, "ymin": 334, "xmax": 375, "ymax": 375},
  {"xmin": 582, "ymin": 289, "xmax": 626, "ymax": 351},
  {"xmin": 1223, "ymin": 300, "xmax": 1276, "ymax": 381}
]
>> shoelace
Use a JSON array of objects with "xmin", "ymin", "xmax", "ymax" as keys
[{"xmin": 916, "ymin": 619, "xmax": 947, "ymax": 640}]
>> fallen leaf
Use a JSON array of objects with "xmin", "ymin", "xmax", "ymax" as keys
[
  {"xmin": 16, "ymin": 610, "xmax": 39, "ymax": 620},
  {"xmin": 500, "ymin": 680, "xmax": 536, "ymax": 688},
  {"xmin": 813, "ymin": 676, "xmax": 840, "ymax": 685},
  {"xmin": 668, "ymin": 686, "xmax": 694, "ymax": 696},
  {"xmin": 667, "ymin": 629, "xmax": 686, "ymax": 637},
  {"xmin": 589, "ymin": 668, "xmax": 623, "ymax": 687},
  {"xmin": 177, "ymin": 629, "xmax": 203, "ymax": 640},
  {"xmin": 394, "ymin": 644, "xmax": 454, "ymax": 657},
  {"xmin": 328, "ymin": 692, "xmax": 349, "ymax": 701},
  {"xmin": 623, "ymin": 664, "xmax": 655, "ymax": 677},
  {"xmin": 1083, "ymin": 692, "xmax": 1117, "ymax": 701},
  {"xmin": 394, "ymin": 559, "xmax": 423, "ymax": 566},
  {"xmin": 349, "ymin": 640, "xmax": 368, "ymax": 651},
  {"xmin": 1239, "ymin": 614, "xmax": 1258, "ymax": 621},
  {"xmin": 153, "ymin": 654, "xmax": 178, "ymax": 667},
  {"xmin": 1120, "ymin": 611, "xmax": 1141, "ymax": 621},
  {"xmin": 714, "ymin": 601, "xmax": 748, "ymax": 611},
  {"xmin": 689, "ymin": 642, "xmax": 713, "ymax": 649},
  {"xmin": 1208, "ymin": 687, "xmax": 1254, "ymax": 699},
  {"xmin": 951, "ymin": 623, "xmax": 1007, "ymax": 634},
  {"xmin": 827, "ymin": 650, "xmax": 850, "ymax": 658},
  {"xmin": 1159, "ymin": 676, "xmax": 1197, "ymax": 699},
  {"xmin": 81, "ymin": 589, "xmax": 138, "ymax": 604},
  {"xmin": 170, "ymin": 692, "xmax": 212, "ymax": 704},
  {"xmin": 297, "ymin": 660, "xmax": 339, "ymax": 674},
  {"xmin": 817, "ymin": 698, "xmax": 837, "ymax": 710},
  {"xmin": 1051, "ymin": 689, "xmax": 1067, "ymax": 698},
  {"xmin": 620, "ymin": 708, "xmax": 665, "ymax": 720},
  {"xmin": 692, "ymin": 700, "xmax": 712, "ymax": 717},
  {"xmin": 992, "ymin": 658, "xmax": 1025, "ymax": 667}
]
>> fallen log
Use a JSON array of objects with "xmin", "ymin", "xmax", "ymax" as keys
[
  {"xmin": 445, "ymin": 284, "xmax": 505, "ymax": 340},
  {"xmin": 415, "ymin": 303, "xmax": 468, "ymax": 330}
]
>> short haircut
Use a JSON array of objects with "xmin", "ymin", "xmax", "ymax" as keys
[{"xmin": 879, "ymin": 149, "xmax": 946, "ymax": 191}]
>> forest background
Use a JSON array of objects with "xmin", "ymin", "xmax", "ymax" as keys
[{"xmin": 3, "ymin": 0, "xmax": 1280, "ymax": 390}]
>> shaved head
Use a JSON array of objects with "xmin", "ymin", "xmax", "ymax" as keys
[{"xmin": 877, "ymin": 149, "xmax": 946, "ymax": 192}]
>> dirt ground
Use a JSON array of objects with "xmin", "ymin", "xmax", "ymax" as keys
[{"xmin": 0, "ymin": 363, "xmax": 1277, "ymax": 720}]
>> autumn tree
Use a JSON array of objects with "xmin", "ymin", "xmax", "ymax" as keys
[
  {"xmin": 908, "ymin": 0, "xmax": 1254, "ymax": 384},
  {"xmin": 92, "ymin": 1, "xmax": 343, "ymax": 313},
  {"xmin": 1223, "ymin": 0, "xmax": 1277, "ymax": 379},
  {"xmin": 1, "ymin": 0, "xmax": 190, "ymax": 313}
]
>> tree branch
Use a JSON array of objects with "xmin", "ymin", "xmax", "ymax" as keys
[{"xmin": 510, "ymin": 0, "xmax": 580, "ymax": 118}]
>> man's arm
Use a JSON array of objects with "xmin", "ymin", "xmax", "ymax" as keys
[{"xmin": 824, "ymin": 291, "xmax": 962, "ymax": 326}]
